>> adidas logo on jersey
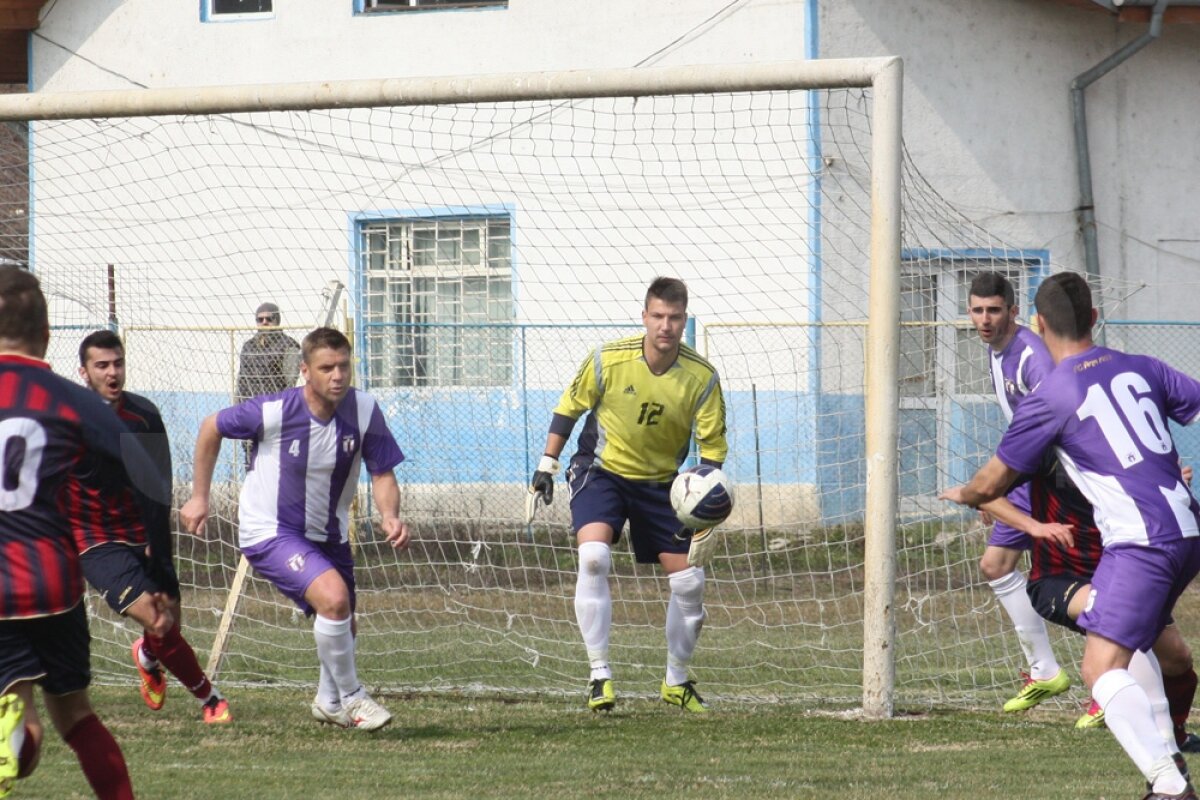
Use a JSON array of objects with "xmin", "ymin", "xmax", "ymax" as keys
[{"xmin": 624, "ymin": 385, "xmax": 636, "ymax": 395}]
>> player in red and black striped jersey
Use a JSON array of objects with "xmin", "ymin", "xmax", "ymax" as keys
[
  {"xmin": 984, "ymin": 456, "xmax": 1200, "ymax": 750},
  {"xmin": 0, "ymin": 267, "xmax": 170, "ymax": 800},
  {"xmin": 77, "ymin": 330, "xmax": 230, "ymax": 725},
  {"xmin": 1026, "ymin": 458, "xmax": 1104, "ymax": 592}
]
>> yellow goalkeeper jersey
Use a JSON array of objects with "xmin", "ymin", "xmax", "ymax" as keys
[{"xmin": 553, "ymin": 334, "xmax": 727, "ymax": 482}]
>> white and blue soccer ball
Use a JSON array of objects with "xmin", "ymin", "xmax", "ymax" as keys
[{"xmin": 670, "ymin": 465, "xmax": 733, "ymax": 530}]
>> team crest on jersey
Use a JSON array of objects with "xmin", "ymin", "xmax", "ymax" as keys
[
  {"xmin": 287, "ymin": 552, "xmax": 306, "ymax": 572},
  {"xmin": 342, "ymin": 434, "xmax": 356, "ymax": 454},
  {"xmin": 1004, "ymin": 378, "xmax": 1016, "ymax": 397}
]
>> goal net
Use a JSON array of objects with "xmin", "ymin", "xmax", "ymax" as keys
[{"xmin": 0, "ymin": 60, "xmax": 1104, "ymax": 713}]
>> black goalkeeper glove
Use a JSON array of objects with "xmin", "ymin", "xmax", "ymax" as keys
[{"xmin": 524, "ymin": 455, "xmax": 561, "ymax": 523}]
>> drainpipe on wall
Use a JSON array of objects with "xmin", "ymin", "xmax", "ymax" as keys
[{"xmin": 1070, "ymin": 0, "xmax": 1167, "ymax": 324}]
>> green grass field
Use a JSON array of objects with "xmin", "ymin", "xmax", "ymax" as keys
[{"xmin": 11, "ymin": 684, "xmax": 1166, "ymax": 799}]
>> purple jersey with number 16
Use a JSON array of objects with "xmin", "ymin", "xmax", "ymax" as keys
[{"xmin": 997, "ymin": 346, "xmax": 1200, "ymax": 547}]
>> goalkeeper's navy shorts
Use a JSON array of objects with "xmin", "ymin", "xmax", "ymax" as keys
[
  {"xmin": 567, "ymin": 463, "xmax": 684, "ymax": 564},
  {"xmin": 82, "ymin": 542, "xmax": 181, "ymax": 615}
]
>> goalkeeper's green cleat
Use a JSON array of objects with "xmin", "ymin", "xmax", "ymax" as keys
[
  {"xmin": 1002, "ymin": 669, "xmax": 1070, "ymax": 713},
  {"xmin": 587, "ymin": 678, "xmax": 615, "ymax": 712},
  {"xmin": 661, "ymin": 680, "xmax": 709, "ymax": 713}
]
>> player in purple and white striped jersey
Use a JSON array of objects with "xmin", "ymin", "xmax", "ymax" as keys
[
  {"xmin": 181, "ymin": 327, "xmax": 410, "ymax": 732},
  {"xmin": 943, "ymin": 272, "xmax": 1200, "ymax": 800},
  {"xmin": 966, "ymin": 272, "xmax": 1070, "ymax": 714}
]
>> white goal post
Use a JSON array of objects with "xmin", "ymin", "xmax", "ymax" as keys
[{"xmin": 0, "ymin": 58, "xmax": 905, "ymax": 718}]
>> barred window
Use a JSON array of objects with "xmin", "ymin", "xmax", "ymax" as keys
[
  {"xmin": 204, "ymin": 0, "xmax": 274, "ymax": 20},
  {"xmin": 361, "ymin": 1, "xmax": 507, "ymax": 12},
  {"xmin": 361, "ymin": 216, "xmax": 512, "ymax": 388}
]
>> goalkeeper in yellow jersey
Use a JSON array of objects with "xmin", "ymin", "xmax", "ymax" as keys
[{"xmin": 526, "ymin": 276, "xmax": 728, "ymax": 713}]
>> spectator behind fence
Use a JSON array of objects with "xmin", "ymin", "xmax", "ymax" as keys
[{"xmin": 236, "ymin": 302, "xmax": 301, "ymax": 402}]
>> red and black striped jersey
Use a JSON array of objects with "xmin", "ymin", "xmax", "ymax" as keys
[
  {"xmin": 1028, "ymin": 458, "xmax": 1103, "ymax": 583},
  {"xmin": 0, "ymin": 355, "xmax": 168, "ymax": 619},
  {"xmin": 70, "ymin": 391, "xmax": 172, "ymax": 559}
]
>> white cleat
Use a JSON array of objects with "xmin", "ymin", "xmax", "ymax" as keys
[
  {"xmin": 310, "ymin": 698, "xmax": 353, "ymax": 729},
  {"xmin": 344, "ymin": 694, "xmax": 392, "ymax": 731}
]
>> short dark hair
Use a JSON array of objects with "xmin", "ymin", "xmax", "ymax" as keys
[
  {"xmin": 1034, "ymin": 272, "xmax": 1093, "ymax": 340},
  {"xmin": 79, "ymin": 329, "xmax": 124, "ymax": 367},
  {"xmin": 302, "ymin": 327, "xmax": 352, "ymax": 363},
  {"xmin": 645, "ymin": 276, "xmax": 688, "ymax": 310},
  {"xmin": 0, "ymin": 266, "xmax": 48, "ymax": 352},
  {"xmin": 968, "ymin": 272, "xmax": 1016, "ymax": 307}
]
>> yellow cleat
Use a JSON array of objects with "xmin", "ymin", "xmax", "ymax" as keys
[
  {"xmin": 661, "ymin": 680, "xmax": 709, "ymax": 713},
  {"xmin": 0, "ymin": 693, "xmax": 25, "ymax": 799},
  {"xmin": 587, "ymin": 678, "xmax": 615, "ymax": 712},
  {"xmin": 1074, "ymin": 698, "xmax": 1105, "ymax": 729},
  {"xmin": 1003, "ymin": 669, "xmax": 1070, "ymax": 713}
]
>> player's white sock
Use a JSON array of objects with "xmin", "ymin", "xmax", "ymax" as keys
[
  {"xmin": 575, "ymin": 541, "xmax": 612, "ymax": 681},
  {"xmin": 316, "ymin": 663, "xmax": 340, "ymax": 709},
  {"xmin": 1094, "ymin": 668, "xmax": 1186, "ymax": 794},
  {"xmin": 137, "ymin": 643, "xmax": 160, "ymax": 672},
  {"xmin": 1129, "ymin": 649, "xmax": 1181, "ymax": 754},
  {"xmin": 988, "ymin": 570, "xmax": 1060, "ymax": 680},
  {"xmin": 7, "ymin": 708, "xmax": 24, "ymax": 767},
  {"xmin": 312, "ymin": 614, "xmax": 363, "ymax": 704},
  {"xmin": 665, "ymin": 566, "xmax": 706, "ymax": 687}
]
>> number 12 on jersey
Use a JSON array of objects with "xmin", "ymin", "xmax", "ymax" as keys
[{"xmin": 637, "ymin": 402, "xmax": 664, "ymax": 426}]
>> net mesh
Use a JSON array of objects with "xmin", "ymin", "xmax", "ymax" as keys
[{"xmin": 0, "ymin": 83, "xmax": 1149, "ymax": 710}]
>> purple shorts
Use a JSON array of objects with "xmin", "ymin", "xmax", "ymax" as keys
[
  {"xmin": 1077, "ymin": 539, "xmax": 1200, "ymax": 652},
  {"xmin": 241, "ymin": 534, "xmax": 356, "ymax": 617},
  {"xmin": 988, "ymin": 483, "xmax": 1035, "ymax": 551},
  {"xmin": 567, "ymin": 463, "xmax": 685, "ymax": 564}
]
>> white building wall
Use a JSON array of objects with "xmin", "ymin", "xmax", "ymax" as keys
[
  {"xmin": 29, "ymin": 1, "xmax": 821, "ymax": 393},
  {"xmin": 31, "ymin": 0, "xmax": 1200, "ymax": 323},
  {"xmin": 32, "ymin": 1, "xmax": 807, "ymax": 89},
  {"xmin": 820, "ymin": 0, "xmax": 1200, "ymax": 322}
]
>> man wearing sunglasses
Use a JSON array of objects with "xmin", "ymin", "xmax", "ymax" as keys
[{"xmin": 236, "ymin": 302, "xmax": 301, "ymax": 403}]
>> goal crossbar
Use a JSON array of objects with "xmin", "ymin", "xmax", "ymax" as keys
[{"xmin": 0, "ymin": 59, "xmax": 898, "ymax": 121}]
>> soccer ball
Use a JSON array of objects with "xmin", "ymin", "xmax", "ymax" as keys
[{"xmin": 670, "ymin": 465, "xmax": 733, "ymax": 530}]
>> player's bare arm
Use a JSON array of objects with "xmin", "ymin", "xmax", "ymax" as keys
[
  {"xmin": 939, "ymin": 455, "xmax": 1020, "ymax": 508},
  {"xmin": 978, "ymin": 495, "xmax": 1074, "ymax": 548},
  {"xmin": 370, "ymin": 471, "xmax": 410, "ymax": 550},
  {"xmin": 180, "ymin": 414, "xmax": 224, "ymax": 538}
]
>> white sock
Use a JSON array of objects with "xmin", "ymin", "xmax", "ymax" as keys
[
  {"xmin": 1094, "ymin": 668, "xmax": 1185, "ymax": 793},
  {"xmin": 312, "ymin": 614, "xmax": 363, "ymax": 704},
  {"xmin": 137, "ymin": 642, "xmax": 160, "ymax": 671},
  {"xmin": 1129, "ymin": 649, "xmax": 1181, "ymax": 754},
  {"xmin": 665, "ymin": 566, "xmax": 706, "ymax": 687},
  {"xmin": 989, "ymin": 570, "xmax": 1060, "ymax": 680},
  {"xmin": 6, "ymin": 707, "xmax": 23, "ymax": 766},
  {"xmin": 316, "ymin": 662, "xmax": 340, "ymax": 709},
  {"xmin": 575, "ymin": 541, "xmax": 612, "ymax": 681}
]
